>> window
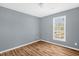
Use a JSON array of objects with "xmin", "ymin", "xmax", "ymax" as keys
[{"xmin": 53, "ymin": 16, "xmax": 66, "ymax": 42}]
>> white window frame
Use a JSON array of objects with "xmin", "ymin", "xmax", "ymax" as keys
[{"xmin": 53, "ymin": 16, "xmax": 66, "ymax": 42}]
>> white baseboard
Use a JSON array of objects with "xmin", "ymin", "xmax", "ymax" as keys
[
  {"xmin": 0, "ymin": 40, "xmax": 40, "ymax": 53},
  {"xmin": 0, "ymin": 39, "xmax": 79, "ymax": 54},
  {"xmin": 40, "ymin": 39, "xmax": 79, "ymax": 51}
]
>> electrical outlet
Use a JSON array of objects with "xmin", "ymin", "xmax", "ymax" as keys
[{"xmin": 75, "ymin": 43, "xmax": 77, "ymax": 46}]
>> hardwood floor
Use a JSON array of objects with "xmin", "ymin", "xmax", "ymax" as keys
[{"xmin": 0, "ymin": 41, "xmax": 79, "ymax": 56}]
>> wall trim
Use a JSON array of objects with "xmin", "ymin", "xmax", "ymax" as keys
[
  {"xmin": 0, "ymin": 39, "xmax": 79, "ymax": 54},
  {"xmin": 40, "ymin": 39, "xmax": 79, "ymax": 51},
  {"xmin": 0, "ymin": 40, "xmax": 40, "ymax": 53}
]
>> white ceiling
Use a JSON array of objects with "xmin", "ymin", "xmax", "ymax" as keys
[{"xmin": 0, "ymin": 3, "xmax": 79, "ymax": 17}]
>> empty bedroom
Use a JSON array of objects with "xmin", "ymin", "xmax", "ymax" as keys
[{"xmin": 0, "ymin": 3, "xmax": 79, "ymax": 56}]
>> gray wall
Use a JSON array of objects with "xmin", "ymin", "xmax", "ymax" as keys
[
  {"xmin": 0, "ymin": 6, "xmax": 40, "ymax": 51},
  {"xmin": 40, "ymin": 7, "xmax": 79, "ymax": 49}
]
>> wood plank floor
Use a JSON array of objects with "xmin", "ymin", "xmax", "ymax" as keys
[{"xmin": 0, "ymin": 41, "xmax": 79, "ymax": 56}]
